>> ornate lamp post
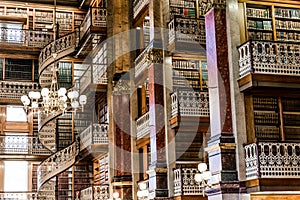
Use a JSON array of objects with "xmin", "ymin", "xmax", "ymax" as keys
[{"xmin": 194, "ymin": 162, "xmax": 212, "ymax": 196}]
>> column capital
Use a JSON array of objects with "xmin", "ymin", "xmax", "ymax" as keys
[
  {"xmin": 147, "ymin": 48, "xmax": 163, "ymax": 64},
  {"xmin": 113, "ymin": 79, "xmax": 131, "ymax": 95}
]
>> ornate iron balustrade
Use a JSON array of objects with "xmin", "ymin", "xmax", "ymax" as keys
[
  {"xmin": 171, "ymin": 90, "xmax": 209, "ymax": 117},
  {"xmin": 0, "ymin": 81, "xmax": 39, "ymax": 101},
  {"xmin": 76, "ymin": 185, "xmax": 109, "ymax": 200},
  {"xmin": 37, "ymin": 141, "xmax": 79, "ymax": 189},
  {"xmin": 80, "ymin": 7, "xmax": 107, "ymax": 40},
  {"xmin": 0, "ymin": 192, "xmax": 38, "ymax": 200},
  {"xmin": 238, "ymin": 40, "xmax": 300, "ymax": 78},
  {"xmin": 173, "ymin": 168, "xmax": 202, "ymax": 196},
  {"xmin": 79, "ymin": 124, "xmax": 108, "ymax": 151},
  {"xmin": 0, "ymin": 135, "xmax": 51, "ymax": 155},
  {"xmin": 244, "ymin": 142, "xmax": 300, "ymax": 180},
  {"xmin": 168, "ymin": 16, "xmax": 206, "ymax": 45},
  {"xmin": 136, "ymin": 112, "xmax": 150, "ymax": 140},
  {"xmin": 0, "ymin": 27, "xmax": 53, "ymax": 48},
  {"xmin": 133, "ymin": 0, "xmax": 149, "ymax": 19},
  {"xmin": 79, "ymin": 64, "xmax": 108, "ymax": 93},
  {"xmin": 135, "ymin": 45, "xmax": 151, "ymax": 77},
  {"xmin": 39, "ymin": 32, "xmax": 77, "ymax": 75}
]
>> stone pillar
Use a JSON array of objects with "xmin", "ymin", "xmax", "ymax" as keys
[
  {"xmin": 112, "ymin": 80, "xmax": 133, "ymax": 200},
  {"xmin": 204, "ymin": 6, "xmax": 240, "ymax": 200}
]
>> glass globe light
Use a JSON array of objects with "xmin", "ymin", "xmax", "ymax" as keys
[{"xmin": 198, "ymin": 163, "xmax": 207, "ymax": 172}]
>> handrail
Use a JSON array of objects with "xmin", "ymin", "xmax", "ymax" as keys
[
  {"xmin": 133, "ymin": 0, "xmax": 149, "ymax": 19},
  {"xmin": 39, "ymin": 31, "xmax": 77, "ymax": 76},
  {"xmin": 0, "ymin": 191, "xmax": 38, "ymax": 200},
  {"xmin": 136, "ymin": 112, "xmax": 150, "ymax": 140},
  {"xmin": 37, "ymin": 140, "xmax": 79, "ymax": 189}
]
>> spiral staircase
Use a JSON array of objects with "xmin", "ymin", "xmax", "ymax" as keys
[{"xmin": 35, "ymin": 7, "xmax": 108, "ymax": 200}]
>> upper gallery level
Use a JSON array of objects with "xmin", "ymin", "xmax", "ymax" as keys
[{"xmin": 238, "ymin": 1, "xmax": 300, "ymax": 91}]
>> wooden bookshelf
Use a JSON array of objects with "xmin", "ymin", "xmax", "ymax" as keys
[
  {"xmin": 245, "ymin": 3, "xmax": 300, "ymax": 42},
  {"xmin": 169, "ymin": 0, "xmax": 196, "ymax": 19},
  {"xmin": 250, "ymin": 96, "xmax": 300, "ymax": 142},
  {"xmin": 172, "ymin": 59, "xmax": 208, "ymax": 91},
  {"xmin": 94, "ymin": 155, "xmax": 109, "ymax": 185}
]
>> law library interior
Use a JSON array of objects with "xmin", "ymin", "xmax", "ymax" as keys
[{"xmin": 0, "ymin": 0, "xmax": 300, "ymax": 199}]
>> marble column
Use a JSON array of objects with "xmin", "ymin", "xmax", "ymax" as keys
[
  {"xmin": 146, "ymin": 0, "xmax": 169, "ymax": 199},
  {"xmin": 112, "ymin": 80, "xmax": 133, "ymax": 200},
  {"xmin": 204, "ymin": 6, "xmax": 241, "ymax": 200}
]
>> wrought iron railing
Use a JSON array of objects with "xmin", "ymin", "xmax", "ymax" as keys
[
  {"xmin": 133, "ymin": 0, "xmax": 149, "ymax": 19},
  {"xmin": 80, "ymin": 7, "xmax": 107, "ymax": 40},
  {"xmin": 244, "ymin": 142, "xmax": 300, "ymax": 180},
  {"xmin": 37, "ymin": 140, "xmax": 79, "ymax": 189},
  {"xmin": 0, "ymin": 81, "xmax": 39, "ymax": 101},
  {"xmin": 171, "ymin": 90, "xmax": 209, "ymax": 118},
  {"xmin": 136, "ymin": 112, "xmax": 150, "ymax": 140},
  {"xmin": 79, "ymin": 124, "xmax": 109, "ymax": 151},
  {"xmin": 0, "ymin": 192, "xmax": 38, "ymax": 200},
  {"xmin": 0, "ymin": 135, "xmax": 51, "ymax": 155},
  {"xmin": 173, "ymin": 168, "xmax": 202, "ymax": 196},
  {"xmin": 0, "ymin": 27, "xmax": 53, "ymax": 48},
  {"xmin": 238, "ymin": 40, "xmax": 300, "ymax": 78},
  {"xmin": 168, "ymin": 16, "xmax": 206, "ymax": 45},
  {"xmin": 39, "ymin": 31, "xmax": 77, "ymax": 75},
  {"xmin": 76, "ymin": 185, "xmax": 109, "ymax": 200},
  {"xmin": 135, "ymin": 45, "xmax": 151, "ymax": 77}
]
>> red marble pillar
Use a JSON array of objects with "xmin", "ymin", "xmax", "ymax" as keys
[
  {"xmin": 205, "ymin": 7, "xmax": 240, "ymax": 199},
  {"xmin": 147, "ymin": 48, "xmax": 168, "ymax": 199},
  {"xmin": 112, "ymin": 83, "xmax": 132, "ymax": 199}
]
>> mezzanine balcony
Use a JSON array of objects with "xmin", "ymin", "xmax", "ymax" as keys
[
  {"xmin": 78, "ymin": 7, "xmax": 107, "ymax": 56},
  {"xmin": 136, "ymin": 112, "xmax": 150, "ymax": 140},
  {"xmin": 238, "ymin": 40, "xmax": 300, "ymax": 91},
  {"xmin": 171, "ymin": 90, "xmax": 209, "ymax": 118},
  {"xmin": 133, "ymin": 0, "xmax": 149, "ymax": 19},
  {"xmin": 0, "ymin": 27, "xmax": 53, "ymax": 51},
  {"xmin": 173, "ymin": 168, "xmax": 205, "ymax": 197},
  {"xmin": 168, "ymin": 16, "xmax": 206, "ymax": 53},
  {"xmin": 0, "ymin": 81, "xmax": 39, "ymax": 104},
  {"xmin": 75, "ymin": 185, "xmax": 109, "ymax": 200},
  {"xmin": 244, "ymin": 142, "xmax": 300, "ymax": 191},
  {"xmin": 0, "ymin": 135, "xmax": 51, "ymax": 160},
  {"xmin": 79, "ymin": 123, "xmax": 108, "ymax": 153},
  {"xmin": 79, "ymin": 64, "xmax": 107, "ymax": 94}
]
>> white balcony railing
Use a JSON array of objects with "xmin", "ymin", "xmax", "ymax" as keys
[
  {"xmin": 0, "ymin": 192, "xmax": 38, "ymax": 200},
  {"xmin": 0, "ymin": 135, "xmax": 51, "ymax": 155},
  {"xmin": 168, "ymin": 16, "xmax": 206, "ymax": 45},
  {"xmin": 238, "ymin": 40, "xmax": 300, "ymax": 78},
  {"xmin": 0, "ymin": 27, "xmax": 53, "ymax": 48},
  {"xmin": 0, "ymin": 81, "xmax": 39, "ymax": 101},
  {"xmin": 79, "ymin": 124, "xmax": 109, "ymax": 151},
  {"xmin": 133, "ymin": 0, "xmax": 149, "ymax": 19},
  {"xmin": 174, "ymin": 168, "xmax": 202, "ymax": 196},
  {"xmin": 136, "ymin": 112, "xmax": 150, "ymax": 140},
  {"xmin": 76, "ymin": 185, "xmax": 109, "ymax": 200},
  {"xmin": 171, "ymin": 90, "xmax": 209, "ymax": 118},
  {"xmin": 135, "ymin": 46, "xmax": 151, "ymax": 78},
  {"xmin": 244, "ymin": 142, "xmax": 300, "ymax": 180}
]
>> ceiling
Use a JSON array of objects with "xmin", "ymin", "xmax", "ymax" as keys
[{"xmin": 7, "ymin": 0, "xmax": 91, "ymax": 8}]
